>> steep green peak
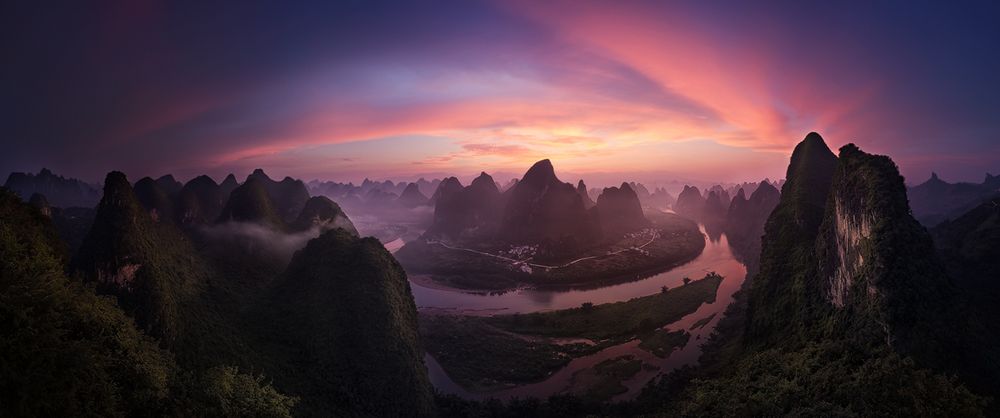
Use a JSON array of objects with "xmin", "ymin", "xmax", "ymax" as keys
[
  {"xmin": 816, "ymin": 143, "xmax": 954, "ymax": 358},
  {"xmin": 217, "ymin": 177, "xmax": 283, "ymax": 228},
  {"xmin": 292, "ymin": 195, "xmax": 358, "ymax": 235},
  {"xmin": 103, "ymin": 171, "xmax": 143, "ymax": 213},
  {"xmin": 133, "ymin": 176, "xmax": 174, "ymax": 223},
  {"xmin": 783, "ymin": 132, "xmax": 838, "ymax": 212}
]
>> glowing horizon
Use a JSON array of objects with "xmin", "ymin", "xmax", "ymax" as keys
[{"xmin": 5, "ymin": 1, "xmax": 998, "ymax": 185}]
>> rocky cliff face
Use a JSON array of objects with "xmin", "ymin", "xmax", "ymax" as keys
[
  {"xmin": 72, "ymin": 172, "xmax": 210, "ymax": 344},
  {"xmin": 815, "ymin": 144, "xmax": 955, "ymax": 353},
  {"xmin": 747, "ymin": 134, "xmax": 956, "ymax": 363}
]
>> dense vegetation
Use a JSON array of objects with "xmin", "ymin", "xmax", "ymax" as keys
[
  {"xmin": 4, "ymin": 167, "xmax": 436, "ymax": 417},
  {"xmin": 261, "ymin": 229, "xmax": 436, "ymax": 417},
  {"xmin": 0, "ymin": 188, "xmax": 296, "ymax": 417},
  {"xmin": 420, "ymin": 314, "xmax": 593, "ymax": 390},
  {"xmin": 487, "ymin": 274, "xmax": 721, "ymax": 341}
]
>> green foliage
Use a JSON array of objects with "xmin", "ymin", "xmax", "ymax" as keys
[
  {"xmin": 0, "ymin": 188, "xmax": 174, "ymax": 416},
  {"xmin": 420, "ymin": 314, "xmax": 591, "ymax": 389},
  {"xmin": 661, "ymin": 340, "xmax": 986, "ymax": 417},
  {"xmin": 171, "ymin": 367, "xmax": 298, "ymax": 418},
  {"xmin": 216, "ymin": 178, "xmax": 286, "ymax": 229},
  {"xmin": 71, "ymin": 172, "xmax": 256, "ymax": 370},
  {"xmin": 745, "ymin": 133, "xmax": 838, "ymax": 348},
  {"xmin": 262, "ymin": 229, "xmax": 436, "ymax": 417},
  {"xmin": 637, "ymin": 329, "xmax": 690, "ymax": 358},
  {"xmin": 488, "ymin": 274, "xmax": 722, "ymax": 341},
  {"xmin": 0, "ymin": 188, "xmax": 298, "ymax": 417}
]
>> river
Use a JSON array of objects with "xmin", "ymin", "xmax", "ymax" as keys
[{"xmin": 400, "ymin": 225, "xmax": 748, "ymax": 401}]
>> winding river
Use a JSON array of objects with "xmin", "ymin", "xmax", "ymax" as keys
[{"xmin": 400, "ymin": 226, "xmax": 748, "ymax": 401}]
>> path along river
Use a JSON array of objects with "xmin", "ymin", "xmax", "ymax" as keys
[{"xmin": 393, "ymin": 225, "xmax": 748, "ymax": 401}]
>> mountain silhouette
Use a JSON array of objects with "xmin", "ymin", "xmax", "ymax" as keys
[
  {"xmin": 673, "ymin": 185, "xmax": 705, "ymax": 220},
  {"xmin": 594, "ymin": 182, "xmax": 649, "ymax": 236},
  {"xmin": 499, "ymin": 159, "xmax": 601, "ymax": 249},
  {"xmin": 290, "ymin": 196, "xmax": 358, "ymax": 235},
  {"xmin": 217, "ymin": 177, "xmax": 285, "ymax": 229},
  {"xmin": 176, "ymin": 175, "xmax": 224, "ymax": 225},
  {"xmin": 3, "ymin": 168, "xmax": 101, "ymax": 208},
  {"xmin": 246, "ymin": 169, "xmax": 310, "ymax": 222},
  {"xmin": 396, "ymin": 182, "xmax": 430, "ymax": 208}
]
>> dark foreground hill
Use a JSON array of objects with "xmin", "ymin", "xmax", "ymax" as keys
[
  {"xmin": 0, "ymin": 188, "xmax": 296, "ymax": 416},
  {"xmin": 3, "ymin": 168, "xmax": 435, "ymax": 416},
  {"xmin": 264, "ymin": 229, "xmax": 435, "ymax": 416}
]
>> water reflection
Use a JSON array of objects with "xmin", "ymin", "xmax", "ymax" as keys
[
  {"xmin": 409, "ymin": 225, "xmax": 745, "ymax": 314},
  {"xmin": 413, "ymin": 225, "xmax": 749, "ymax": 400}
]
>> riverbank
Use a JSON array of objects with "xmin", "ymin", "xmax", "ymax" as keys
[
  {"xmin": 398, "ymin": 213, "xmax": 705, "ymax": 290},
  {"xmin": 420, "ymin": 274, "xmax": 723, "ymax": 392}
]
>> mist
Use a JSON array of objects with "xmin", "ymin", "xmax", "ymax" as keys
[{"xmin": 198, "ymin": 222, "xmax": 326, "ymax": 262}]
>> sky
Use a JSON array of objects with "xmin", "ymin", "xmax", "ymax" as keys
[{"xmin": 3, "ymin": 0, "xmax": 999, "ymax": 186}]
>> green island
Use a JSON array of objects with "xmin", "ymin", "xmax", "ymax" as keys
[
  {"xmin": 486, "ymin": 273, "xmax": 723, "ymax": 342},
  {"xmin": 419, "ymin": 314, "xmax": 598, "ymax": 391},
  {"xmin": 638, "ymin": 329, "xmax": 691, "ymax": 358},
  {"xmin": 690, "ymin": 312, "xmax": 717, "ymax": 330},
  {"xmin": 420, "ymin": 273, "xmax": 723, "ymax": 390},
  {"xmin": 571, "ymin": 355, "xmax": 645, "ymax": 401}
]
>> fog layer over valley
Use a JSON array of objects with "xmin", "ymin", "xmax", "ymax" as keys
[{"xmin": 198, "ymin": 222, "xmax": 335, "ymax": 263}]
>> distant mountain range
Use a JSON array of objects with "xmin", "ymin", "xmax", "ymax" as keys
[
  {"xmin": 908, "ymin": 171, "xmax": 999, "ymax": 226},
  {"xmin": 410, "ymin": 159, "xmax": 651, "ymax": 258},
  {"xmin": 4, "ymin": 168, "xmax": 101, "ymax": 208}
]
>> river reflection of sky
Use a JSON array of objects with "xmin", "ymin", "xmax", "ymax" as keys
[{"xmin": 415, "ymin": 225, "xmax": 750, "ymax": 400}]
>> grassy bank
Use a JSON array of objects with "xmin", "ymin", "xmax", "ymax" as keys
[
  {"xmin": 419, "ymin": 314, "xmax": 599, "ymax": 391},
  {"xmin": 487, "ymin": 273, "xmax": 723, "ymax": 342}
]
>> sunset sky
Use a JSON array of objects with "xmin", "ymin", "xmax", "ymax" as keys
[{"xmin": 5, "ymin": 1, "xmax": 999, "ymax": 186}]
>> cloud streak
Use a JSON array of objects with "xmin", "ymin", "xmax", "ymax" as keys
[{"xmin": 4, "ymin": 1, "xmax": 999, "ymax": 183}]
